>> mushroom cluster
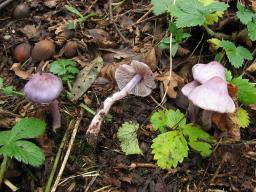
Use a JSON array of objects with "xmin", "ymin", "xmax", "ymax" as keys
[{"xmin": 181, "ymin": 61, "xmax": 236, "ymax": 130}]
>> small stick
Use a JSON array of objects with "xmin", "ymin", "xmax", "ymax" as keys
[
  {"xmin": 4, "ymin": 179, "xmax": 18, "ymax": 191},
  {"xmin": 50, "ymin": 110, "xmax": 84, "ymax": 192}
]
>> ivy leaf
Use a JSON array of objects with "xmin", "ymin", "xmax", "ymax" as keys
[
  {"xmin": 150, "ymin": 109, "xmax": 186, "ymax": 133},
  {"xmin": 231, "ymin": 76, "xmax": 256, "ymax": 105},
  {"xmin": 9, "ymin": 118, "xmax": 46, "ymax": 142},
  {"xmin": 247, "ymin": 21, "xmax": 256, "ymax": 41},
  {"xmin": 237, "ymin": 107, "xmax": 250, "ymax": 128},
  {"xmin": 151, "ymin": 0, "xmax": 175, "ymax": 15},
  {"xmin": 182, "ymin": 124, "xmax": 213, "ymax": 156},
  {"xmin": 117, "ymin": 122, "xmax": 142, "ymax": 155},
  {"xmin": 219, "ymin": 40, "xmax": 252, "ymax": 68},
  {"xmin": 151, "ymin": 130, "xmax": 188, "ymax": 169},
  {"xmin": 236, "ymin": 3, "xmax": 254, "ymax": 25},
  {"xmin": 0, "ymin": 140, "xmax": 45, "ymax": 167}
]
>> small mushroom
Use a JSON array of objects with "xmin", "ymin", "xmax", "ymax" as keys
[
  {"xmin": 192, "ymin": 61, "xmax": 226, "ymax": 83},
  {"xmin": 31, "ymin": 40, "xmax": 55, "ymax": 62},
  {"xmin": 181, "ymin": 80, "xmax": 200, "ymax": 123},
  {"xmin": 188, "ymin": 76, "xmax": 235, "ymax": 130},
  {"xmin": 86, "ymin": 60, "xmax": 156, "ymax": 147},
  {"xmin": 24, "ymin": 73, "xmax": 63, "ymax": 131}
]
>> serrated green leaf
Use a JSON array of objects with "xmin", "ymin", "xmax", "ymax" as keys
[
  {"xmin": 225, "ymin": 68, "xmax": 233, "ymax": 82},
  {"xmin": 65, "ymin": 5, "xmax": 83, "ymax": 18},
  {"xmin": 150, "ymin": 109, "xmax": 186, "ymax": 133},
  {"xmin": 231, "ymin": 76, "xmax": 256, "ymax": 105},
  {"xmin": 117, "ymin": 122, "xmax": 142, "ymax": 155},
  {"xmin": 236, "ymin": 3, "xmax": 254, "ymax": 25},
  {"xmin": 66, "ymin": 66, "xmax": 80, "ymax": 74},
  {"xmin": 182, "ymin": 124, "xmax": 213, "ymax": 156},
  {"xmin": 237, "ymin": 107, "xmax": 250, "ymax": 128},
  {"xmin": 151, "ymin": 130, "xmax": 188, "ymax": 169},
  {"xmin": 151, "ymin": 0, "xmax": 175, "ymax": 15},
  {"xmin": 247, "ymin": 21, "xmax": 256, "ymax": 41},
  {"xmin": 236, "ymin": 46, "xmax": 253, "ymax": 60},
  {"xmin": 0, "ymin": 131, "xmax": 11, "ymax": 146},
  {"xmin": 9, "ymin": 118, "xmax": 46, "ymax": 142},
  {"xmin": 0, "ymin": 140, "xmax": 45, "ymax": 166}
]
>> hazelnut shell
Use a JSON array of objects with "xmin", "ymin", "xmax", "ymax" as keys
[
  {"xmin": 14, "ymin": 42, "xmax": 31, "ymax": 63},
  {"xmin": 13, "ymin": 4, "xmax": 30, "ymax": 19},
  {"xmin": 31, "ymin": 40, "xmax": 55, "ymax": 62},
  {"xmin": 63, "ymin": 41, "xmax": 77, "ymax": 58}
]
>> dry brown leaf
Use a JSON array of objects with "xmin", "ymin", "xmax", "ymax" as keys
[
  {"xmin": 143, "ymin": 48, "xmax": 157, "ymax": 71},
  {"xmin": 10, "ymin": 63, "xmax": 33, "ymax": 80},
  {"xmin": 87, "ymin": 29, "xmax": 116, "ymax": 48},
  {"xmin": 176, "ymin": 46, "xmax": 190, "ymax": 56},
  {"xmin": 19, "ymin": 25, "xmax": 40, "ymax": 39},
  {"xmin": 246, "ymin": 59, "xmax": 256, "ymax": 73},
  {"xmin": 156, "ymin": 71, "xmax": 184, "ymax": 98},
  {"xmin": 249, "ymin": 104, "xmax": 256, "ymax": 110},
  {"xmin": 36, "ymin": 134, "xmax": 54, "ymax": 157},
  {"xmin": 43, "ymin": 0, "xmax": 58, "ymax": 8},
  {"xmin": 100, "ymin": 61, "xmax": 125, "ymax": 82}
]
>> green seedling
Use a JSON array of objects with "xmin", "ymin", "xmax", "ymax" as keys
[
  {"xmin": 65, "ymin": 5, "xmax": 96, "ymax": 29},
  {"xmin": 50, "ymin": 59, "xmax": 79, "ymax": 91},
  {"xmin": 0, "ymin": 77, "xmax": 23, "ymax": 96},
  {"xmin": 0, "ymin": 118, "xmax": 46, "ymax": 186},
  {"xmin": 150, "ymin": 109, "xmax": 214, "ymax": 169}
]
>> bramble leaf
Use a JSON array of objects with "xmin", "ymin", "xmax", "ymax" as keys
[
  {"xmin": 237, "ymin": 107, "xmax": 250, "ymax": 128},
  {"xmin": 231, "ymin": 76, "xmax": 256, "ymax": 105},
  {"xmin": 117, "ymin": 122, "xmax": 142, "ymax": 155},
  {"xmin": 247, "ymin": 21, "xmax": 256, "ymax": 41},
  {"xmin": 151, "ymin": 131, "xmax": 188, "ymax": 168},
  {"xmin": 151, "ymin": 0, "xmax": 175, "ymax": 15},
  {"xmin": 182, "ymin": 124, "xmax": 213, "ymax": 156},
  {"xmin": 236, "ymin": 3, "xmax": 254, "ymax": 25},
  {"xmin": 225, "ymin": 69, "xmax": 233, "ymax": 82},
  {"xmin": 0, "ymin": 131, "xmax": 11, "ymax": 146}
]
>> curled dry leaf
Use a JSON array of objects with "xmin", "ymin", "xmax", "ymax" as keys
[
  {"xmin": 10, "ymin": 63, "xmax": 33, "ymax": 80},
  {"xmin": 72, "ymin": 55, "xmax": 104, "ymax": 100},
  {"xmin": 156, "ymin": 71, "xmax": 184, "ymax": 98},
  {"xmin": 100, "ymin": 61, "xmax": 125, "ymax": 82},
  {"xmin": 176, "ymin": 46, "xmax": 190, "ymax": 56},
  {"xmin": 246, "ymin": 59, "xmax": 256, "ymax": 73},
  {"xmin": 211, "ymin": 84, "xmax": 240, "ymax": 140},
  {"xmin": 143, "ymin": 48, "xmax": 157, "ymax": 71},
  {"xmin": 19, "ymin": 25, "xmax": 40, "ymax": 39},
  {"xmin": 87, "ymin": 29, "xmax": 116, "ymax": 48}
]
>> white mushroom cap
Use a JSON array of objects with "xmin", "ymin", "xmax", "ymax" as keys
[
  {"xmin": 115, "ymin": 60, "xmax": 156, "ymax": 97},
  {"xmin": 192, "ymin": 61, "xmax": 226, "ymax": 84},
  {"xmin": 24, "ymin": 73, "xmax": 63, "ymax": 103},
  {"xmin": 188, "ymin": 76, "xmax": 235, "ymax": 113},
  {"xmin": 181, "ymin": 80, "xmax": 200, "ymax": 96}
]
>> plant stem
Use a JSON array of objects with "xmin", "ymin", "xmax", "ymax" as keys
[
  {"xmin": 0, "ymin": 156, "xmax": 9, "ymax": 187},
  {"xmin": 44, "ymin": 122, "xmax": 71, "ymax": 192},
  {"xmin": 203, "ymin": 25, "xmax": 231, "ymax": 40},
  {"xmin": 67, "ymin": 81, "xmax": 72, "ymax": 92}
]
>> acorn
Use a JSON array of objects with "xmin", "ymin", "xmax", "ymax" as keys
[
  {"xmin": 31, "ymin": 40, "xmax": 55, "ymax": 62},
  {"xmin": 13, "ymin": 4, "xmax": 30, "ymax": 19},
  {"xmin": 14, "ymin": 42, "xmax": 31, "ymax": 63},
  {"xmin": 63, "ymin": 41, "xmax": 78, "ymax": 58}
]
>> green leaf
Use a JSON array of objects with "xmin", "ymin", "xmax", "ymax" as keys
[
  {"xmin": 182, "ymin": 124, "xmax": 213, "ymax": 156},
  {"xmin": 150, "ymin": 109, "xmax": 186, "ymax": 133},
  {"xmin": 67, "ymin": 21, "xmax": 76, "ymax": 30},
  {"xmin": 236, "ymin": 3, "xmax": 254, "ymax": 25},
  {"xmin": 117, "ymin": 122, "xmax": 142, "ymax": 155},
  {"xmin": 66, "ymin": 66, "xmax": 80, "ymax": 74},
  {"xmin": 0, "ymin": 140, "xmax": 45, "ymax": 166},
  {"xmin": 219, "ymin": 40, "xmax": 252, "ymax": 68},
  {"xmin": 0, "ymin": 78, "xmax": 3, "ymax": 88},
  {"xmin": 0, "ymin": 131, "xmax": 11, "ymax": 146},
  {"xmin": 225, "ymin": 68, "xmax": 233, "ymax": 82},
  {"xmin": 3, "ymin": 86, "xmax": 13, "ymax": 95},
  {"xmin": 9, "ymin": 118, "xmax": 46, "ymax": 142},
  {"xmin": 151, "ymin": 130, "xmax": 188, "ymax": 169},
  {"xmin": 231, "ymin": 76, "xmax": 256, "ymax": 105},
  {"xmin": 247, "ymin": 21, "xmax": 256, "ymax": 41},
  {"xmin": 151, "ymin": 0, "xmax": 175, "ymax": 15},
  {"xmin": 237, "ymin": 107, "xmax": 250, "ymax": 128},
  {"xmin": 65, "ymin": 5, "xmax": 83, "ymax": 18}
]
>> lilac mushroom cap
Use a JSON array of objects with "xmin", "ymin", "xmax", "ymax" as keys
[
  {"xmin": 24, "ymin": 73, "xmax": 63, "ymax": 103},
  {"xmin": 115, "ymin": 60, "xmax": 156, "ymax": 97},
  {"xmin": 181, "ymin": 80, "xmax": 200, "ymax": 96},
  {"xmin": 192, "ymin": 61, "xmax": 226, "ymax": 84},
  {"xmin": 188, "ymin": 76, "xmax": 235, "ymax": 113}
]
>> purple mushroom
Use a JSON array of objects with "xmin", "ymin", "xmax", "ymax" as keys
[
  {"xmin": 24, "ymin": 73, "xmax": 63, "ymax": 131},
  {"xmin": 188, "ymin": 76, "xmax": 235, "ymax": 130},
  {"xmin": 192, "ymin": 61, "xmax": 226, "ymax": 83},
  {"xmin": 181, "ymin": 80, "xmax": 200, "ymax": 123},
  {"xmin": 86, "ymin": 60, "xmax": 156, "ymax": 147}
]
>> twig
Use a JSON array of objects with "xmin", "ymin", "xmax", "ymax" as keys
[
  {"xmin": 44, "ymin": 122, "xmax": 71, "ymax": 192},
  {"xmin": 3, "ymin": 179, "xmax": 18, "ymax": 191},
  {"xmin": 109, "ymin": 0, "xmax": 129, "ymax": 44},
  {"xmin": 0, "ymin": 0, "xmax": 15, "ymax": 11},
  {"xmin": 50, "ymin": 110, "xmax": 84, "ymax": 192},
  {"xmin": 133, "ymin": 6, "xmax": 153, "ymax": 26}
]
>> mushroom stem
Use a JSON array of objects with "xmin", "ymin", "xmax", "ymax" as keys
[
  {"xmin": 201, "ymin": 110, "xmax": 213, "ymax": 130},
  {"xmin": 86, "ymin": 74, "xmax": 142, "ymax": 147},
  {"xmin": 49, "ymin": 100, "xmax": 61, "ymax": 132},
  {"xmin": 188, "ymin": 101, "xmax": 199, "ymax": 123}
]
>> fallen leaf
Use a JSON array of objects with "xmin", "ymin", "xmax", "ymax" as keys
[
  {"xmin": 43, "ymin": 0, "xmax": 57, "ymax": 8},
  {"xmin": 72, "ymin": 55, "xmax": 104, "ymax": 100},
  {"xmin": 36, "ymin": 134, "xmax": 54, "ymax": 156},
  {"xmin": 246, "ymin": 59, "xmax": 256, "ymax": 73},
  {"xmin": 176, "ymin": 46, "xmax": 190, "ymax": 56},
  {"xmin": 143, "ymin": 48, "xmax": 157, "ymax": 71},
  {"xmin": 156, "ymin": 71, "xmax": 184, "ymax": 98},
  {"xmin": 10, "ymin": 63, "xmax": 33, "ymax": 80},
  {"xmin": 250, "ymin": 104, "xmax": 256, "ymax": 110},
  {"xmin": 87, "ymin": 29, "xmax": 116, "ymax": 48},
  {"xmin": 19, "ymin": 25, "xmax": 40, "ymax": 39},
  {"xmin": 100, "ymin": 61, "xmax": 124, "ymax": 82}
]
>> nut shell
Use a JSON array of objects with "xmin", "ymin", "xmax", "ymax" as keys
[
  {"xmin": 14, "ymin": 43, "xmax": 31, "ymax": 63},
  {"xmin": 63, "ymin": 41, "xmax": 77, "ymax": 58},
  {"xmin": 31, "ymin": 40, "xmax": 55, "ymax": 62},
  {"xmin": 13, "ymin": 4, "xmax": 30, "ymax": 19}
]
